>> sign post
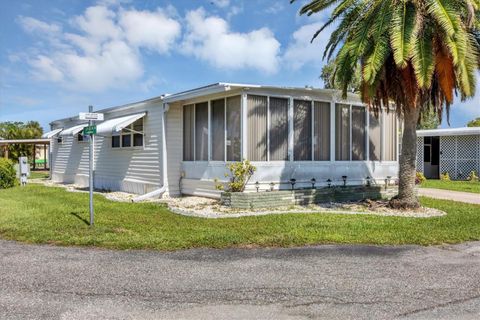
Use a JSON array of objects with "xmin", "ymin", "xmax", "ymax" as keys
[{"xmin": 80, "ymin": 107, "xmax": 104, "ymax": 226}]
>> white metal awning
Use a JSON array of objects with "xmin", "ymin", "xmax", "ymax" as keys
[
  {"xmin": 96, "ymin": 113, "xmax": 146, "ymax": 136},
  {"xmin": 41, "ymin": 128, "xmax": 63, "ymax": 138},
  {"xmin": 59, "ymin": 124, "xmax": 88, "ymax": 136}
]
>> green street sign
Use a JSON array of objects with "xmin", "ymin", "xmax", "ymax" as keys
[{"xmin": 83, "ymin": 125, "xmax": 97, "ymax": 135}]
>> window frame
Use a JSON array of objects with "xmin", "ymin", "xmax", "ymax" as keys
[{"xmin": 111, "ymin": 117, "xmax": 145, "ymax": 150}]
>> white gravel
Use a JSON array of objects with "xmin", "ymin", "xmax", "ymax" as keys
[{"xmin": 35, "ymin": 180, "xmax": 446, "ymax": 218}]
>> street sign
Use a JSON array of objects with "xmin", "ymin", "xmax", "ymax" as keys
[
  {"xmin": 79, "ymin": 112, "xmax": 104, "ymax": 121},
  {"xmin": 83, "ymin": 125, "xmax": 97, "ymax": 135}
]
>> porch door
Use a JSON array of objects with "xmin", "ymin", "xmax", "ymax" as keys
[{"xmin": 423, "ymin": 136, "xmax": 440, "ymax": 179}]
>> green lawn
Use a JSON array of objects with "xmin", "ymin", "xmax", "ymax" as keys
[
  {"xmin": 0, "ymin": 184, "xmax": 479, "ymax": 250},
  {"xmin": 420, "ymin": 179, "xmax": 480, "ymax": 194},
  {"xmin": 29, "ymin": 171, "xmax": 50, "ymax": 179}
]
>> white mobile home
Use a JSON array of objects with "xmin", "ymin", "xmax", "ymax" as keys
[
  {"xmin": 417, "ymin": 127, "xmax": 480, "ymax": 180},
  {"xmin": 45, "ymin": 83, "xmax": 399, "ymax": 199}
]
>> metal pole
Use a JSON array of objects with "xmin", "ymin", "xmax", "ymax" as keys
[{"xmin": 89, "ymin": 105, "xmax": 94, "ymax": 226}]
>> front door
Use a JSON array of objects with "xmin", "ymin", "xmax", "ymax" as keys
[{"xmin": 423, "ymin": 136, "xmax": 440, "ymax": 179}]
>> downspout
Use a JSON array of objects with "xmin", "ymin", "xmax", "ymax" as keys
[{"xmin": 132, "ymin": 102, "xmax": 169, "ymax": 202}]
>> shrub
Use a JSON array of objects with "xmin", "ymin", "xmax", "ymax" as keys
[
  {"xmin": 215, "ymin": 160, "xmax": 256, "ymax": 192},
  {"xmin": 467, "ymin": 170, "xmax": 479, "ymax": 182},
  {"xmin": 0, "ymin": 158, "xmax": 17, "ymax": 189},
  {"xmin": 415, "ymin": 172, "xmax": 426, "ymax": 185},
  {"xmin": 440, "ymin": 172, "xmax": 451, "ymax": 181}
]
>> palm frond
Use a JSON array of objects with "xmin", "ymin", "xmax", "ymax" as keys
[
  {"xmin": 390, "ymin": 2, "xmax": 416, "ymax": 68},
  {"xmin": 411, "ymin": 24, "xmax": 435, "ymax": 88}
]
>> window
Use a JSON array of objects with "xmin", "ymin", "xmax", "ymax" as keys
[
  {"xmin": 247, "ymin": 95, "xmax": 267, "ymax": 161},
  {"xmin": 226, "ymin": 96, "xmax": 241, "ymax": 161},
  {"xmin": 112, "ymin": 136, "xmax": 120, "ymax": 148},
  {"xmin": 77, "ymin": 133, "xmax": 90, "ymax": 143},
  {"xmin": 294, "ymin": 100, "xmax": 312, "ymax": 161},
  {"xmin": 269, "ymin": 97, "xmax": 289, "ymax": 161},
  {"xmin": 195, "ymin": 102, "xmax": 208, "ymax": 161},
  {"xmin": 183, "ymin": 104, "xmax": 194, "ymax": 161},
  {"xmin": 384, "ymin": 111, "xmax": 397, "ymax": 161},
  {"xmin": 369, "ymin": 111, "xmax": 381, "ymax": 161},
  {"xmin": 111, "ymin": 118, "xmax": 144, "ymax": 149},
  {"xmin": 352, "ymin": 106, "xmax": 366, "ymax": 160},
  {"xmin": 335, "ymin": 104, "xmax": 350, "ymax": 161},
  {"xmin": 211, "ymin": 99, "xmax": 225, "ymax": 161},
  {"xmin": 314, "ymin": 101, "xmax": 330, "ymax": 161}
]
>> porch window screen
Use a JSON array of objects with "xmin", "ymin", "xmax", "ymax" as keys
[
  {"xmin": 369, "ymin": 111, "xmax": 381, "ymax": 161},
  {"xmin": 294, "ymin": 100, "xmax": 312, "ymax": 160},
  {"xmin": 335, "ymin": 104, "xmax": 350, "ymax": 160},
  {"xmin": 247, "ymin": 95, "xmax": 267, "ymax": 161},
  {"xmin": 183, "ymin": 104, "xmax": 194, "ymax": 161},
  {"xmin": 384, "ymin": 111, "xmax": 397, "ymax": 161},
  {"xmin": 313, "ymin": 101, "xmax": 330, "ymax": 161},
  {"xmin": 211, "ymin": 99, "xmax": 225, "ymax": 161},
  {"xmin": 226, "ymin": 96, "xmax": 241, "ymax": 161},
  {"xmin": 195, "ymin": 102, "xmax": 208, "ymax": 161},
  {"xmin": 269, "ymin": 97, "xmax": 289, "ymax": 161},
  {"xmin": 352, "ymin": 106, "xmax": 366, "ymax": 160}
]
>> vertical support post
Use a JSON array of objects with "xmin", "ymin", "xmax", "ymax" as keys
[
  {"xmin": 32, "ymin": 144, "xmax": 36, "ymax": 170},
  {"xmin": 44, "ymin": 144, "xmax": 47, "ymax": 170},
  {"xmin": 241, "ymin": 93, "xmax": 248, "ymax": 160},
  {"xmin": 288, "ymin": 97, "xmax": 294, "ymax": 161},
  {"xmin": 88, "ymin": 105, "xmax": 94, "ymax": 226},
  {"xmin": 330, "ymin": 100, "xmax": 336, "ymax": 162}
]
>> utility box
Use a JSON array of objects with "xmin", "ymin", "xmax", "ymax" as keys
[{"xmin": 18, "ymin": 157, "xmax": 29, "ymax": 186}]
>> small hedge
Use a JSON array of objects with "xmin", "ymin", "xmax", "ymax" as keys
[{"xmin": 0, "ymin": 158, "xmax": 17, "ymax": 189}]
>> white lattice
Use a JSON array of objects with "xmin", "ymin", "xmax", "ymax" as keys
[
  {"xmin": 440, "ymin": 136, "xmax": 456, "ymax": 159},
  {"xmin": 416, "ymin": 137, "xmax": 423, "ymax": 173},
  {"xmin": 440, "ymin": 160, "xmax": 456, "ymax": 178},
  {"xmin": 457, "ymin": 136, "xmax": 479, "ymax": 159}
]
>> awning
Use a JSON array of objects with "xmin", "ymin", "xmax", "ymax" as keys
[
  {"xmin": 59, "ymin": 124, "xmax": 88, "ymax": 136},
  {"xmin": 96, "ymin": 113, "xmax": 146, "ymax": 136},
  {"xmin": 41, "ymin": 128, "xmax": 63, "ymax": 138}
]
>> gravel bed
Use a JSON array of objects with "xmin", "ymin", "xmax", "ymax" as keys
[{"xmin": 35, "ymin": 180, "xmax": 446, "ymax": 218}]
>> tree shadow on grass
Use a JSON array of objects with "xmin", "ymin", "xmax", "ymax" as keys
[{"xmin": 69, "ymin": 212, "xmax": 89, "ymax": 226}]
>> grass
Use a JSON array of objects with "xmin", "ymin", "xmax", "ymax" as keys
[
  {"xmin": 420, "ymin": 179, "xmax": 480, "ymax": 194},
  {"xmin": 0, "ymin": 184, "xmax": 479, "ymax": 250},
  {"xmin": 29, "ymin": 171, "xmax": 50, "ymax": 179}
]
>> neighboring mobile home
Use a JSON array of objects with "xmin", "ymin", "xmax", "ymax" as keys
[
  {"xmin": 44, "ymin": 83, "xmax": 399, "ymax": 199},
  {"xmin": 416, "ymin": 127, "xmax": 480, "ymax": 180}
]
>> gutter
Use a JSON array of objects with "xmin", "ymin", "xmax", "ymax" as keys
[{"xmin": 132, "ymin": 103, "xmax": 170, "ymax": 202}]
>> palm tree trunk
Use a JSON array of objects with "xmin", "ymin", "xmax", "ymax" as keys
[{"xmin": 390, "ymin": 107, "xmax": 421, "ymax": 209}]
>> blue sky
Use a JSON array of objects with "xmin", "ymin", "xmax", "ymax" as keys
[{"xmin": 0, "ymin": 0, "xmax": 478, "ymax": 131}]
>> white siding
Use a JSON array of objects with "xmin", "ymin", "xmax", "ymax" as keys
[
  {"xmin": 51, "ymin": 101, "xmax": 164, "ymax": 194},
  {"xmin": 165, "ymin": 103, "xmax": 183, "ymax": 196}
]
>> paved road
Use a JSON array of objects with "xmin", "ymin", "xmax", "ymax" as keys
[
  {"xmin": 418, "ymin": 188, "xmax": 480, "ymax": 204},
  {"xmin": 1, "ymin": 240, "xmax": 480, "ymax": 320}
]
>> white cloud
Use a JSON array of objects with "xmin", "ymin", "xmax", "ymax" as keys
[
  {"xmin": 119, "ymin": 8, "xmax": 181, "ymax": 53},
  {"xmin": 283, "ymin": 22, "xmax": 331, "ymax": 70},
  {"xmin": 17, "ymin": 16, "xmax": 61, "ymax": 35},
  {"xmin": 182, "ymin": 8, "xmax": 281, "ymax": 73},
  {"xmin": 211, "ymin": 0, "xmax": 230, "ymax": 8},
  {"xmin": 265, "ymin": 2, "xmax": 285, "ymax": 14},
  {"xmin": 18, "ymin": 3, "xmax": 182, "ymax": 92}
]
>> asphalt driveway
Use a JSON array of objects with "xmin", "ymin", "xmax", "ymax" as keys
[{"xmin": 1, "ymin": 240, "xmax": 480, "ymax": 319}]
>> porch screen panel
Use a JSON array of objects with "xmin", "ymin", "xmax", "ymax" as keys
[
  {"xmin": 384, "ymin": 111, "xmax": 397, "ymax": 161},
  {"xmin": 294, "ymin": 100, "xmax": 312, "ymax": 160},
  {"xmin": 369, "ymin": 111, "xmax": 381, "ymax": 161},
  {"xmin": 183, "ymin": 104, "xmax": 194, "ymax": 161},
  {"xmin": 211, "ymin": 99, "xmax": 225, "ymax": 161},
  {"xmin": 195, "ymin": 102, "xmax": 208, "ymax": 161},
  {"xmin": 352, "ymin": 106, "xmax": 366, "ymax": 160},
  {"xmin": 313, "ymin": 101, "xmax": 330, "ymax": 161},
  {"xmin": 247, "ymin": 95, "xmax": 267, "ymax": 161},
  {"xmin": 269, "ymin": 97, "xmax": 289, "ymax": 161},
  {"xmin": 335, "ymin": 104, "xmax": 350, "ymax": 160},
  {"xmin": 226, "ymin": 96, "xmax": 241, "ymax": 161}
]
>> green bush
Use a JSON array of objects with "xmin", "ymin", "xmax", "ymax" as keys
[
  {"xmin": 415, "ymin": 172, "xmax": 426, "ymax": 185},
  {"xmin": 440, "ymin": 172, "xmax": 451, "ymax": 181},
  {"xmin": 0, "ymin": 158, "xmax": 17, "ymax": 189},
  {"xmin": 215, "ymin": 160, "xmax": 256, "ymax": 192},
  {"xmin": 467, "ymin": 170, "xmax": 479, "ymax": 182}
]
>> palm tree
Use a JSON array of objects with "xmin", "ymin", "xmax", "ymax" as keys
[{"xmin": 292, "ymin": 0, "xmax": 480, "ymax": 208}]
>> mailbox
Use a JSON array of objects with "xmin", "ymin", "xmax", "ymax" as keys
[{"xmin": 19, "ymin": 157, "xmax": 29, "ymax": 186}]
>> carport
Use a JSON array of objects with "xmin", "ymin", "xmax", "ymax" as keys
[{"xmin": 0, "ymin": 138, "xmax": 51, "ymax": 170}]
